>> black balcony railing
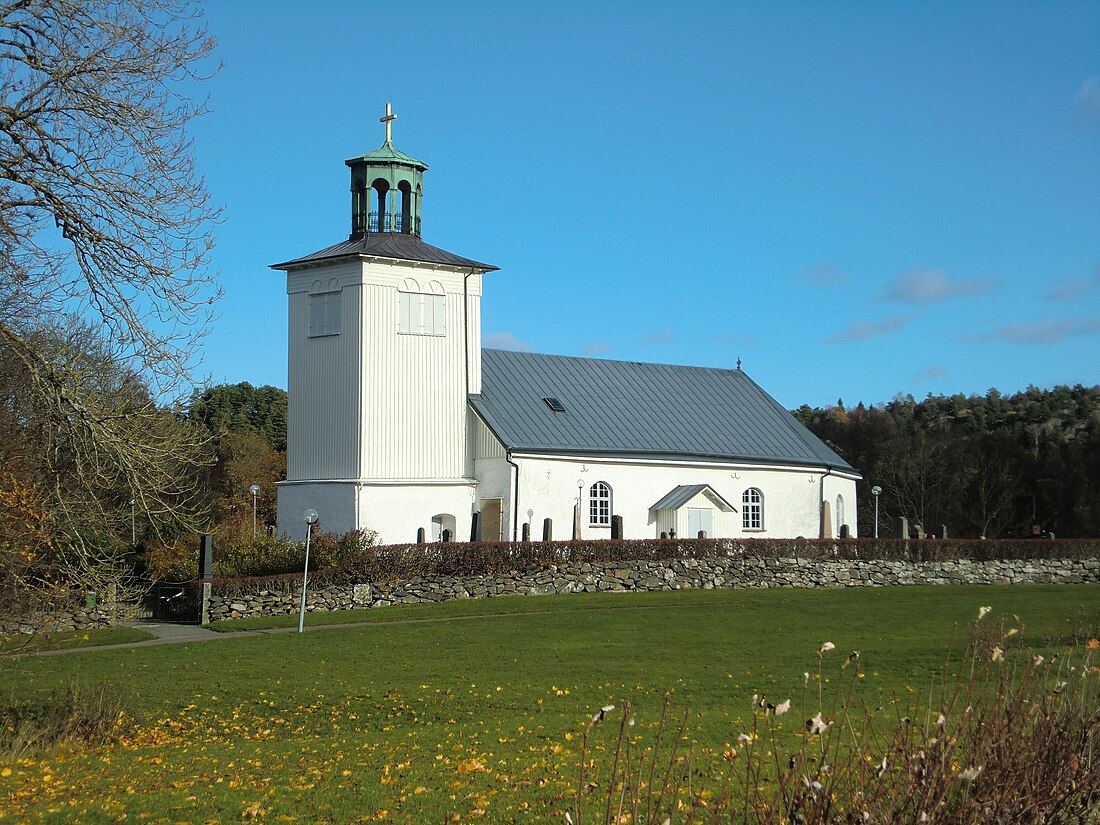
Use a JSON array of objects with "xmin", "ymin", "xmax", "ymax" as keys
[{"xmin": 367, "ymin": 212, "xmax": 421, "ymax": 236}]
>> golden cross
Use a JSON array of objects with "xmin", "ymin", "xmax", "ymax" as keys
[{"xmin": 380, "ymin": 102, "xmax": 397, "ymax": 142}]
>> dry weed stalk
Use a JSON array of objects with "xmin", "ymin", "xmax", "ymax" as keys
[{"xmin": 571, "ymin": 608, "xmax": 1099, "ymax": 823}]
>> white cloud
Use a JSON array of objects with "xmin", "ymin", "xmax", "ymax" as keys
[
  {"xmin": 825, "ymin": 315, "xmax": 910, "ymax": 344},
  {"xmin": 880, "ymin": 268, "xmax": 996, "ymax": 303},
  {"xmin": 796, "ymin": 263, "xmax": 847, "ymax": 288},
  {"xmin": 913, "ymin": 365, "xmax": 948, "ymax": 382},
  {"xmin": 640, "ymin": 329, "xmax": 675, "ymax": 347},
  {"xmin": 974, "ymin": 316, "xmax": 1100, "ymax": 344},
  {"xmin": 1047, "ymin": 263, "xmax": 1100, "ymax": 301},
  {"xmin": 484, "ymin": 331, "xmax": 532, "ymax": 351},
  {"xmin": 581, "ymin": 341, "xmax": 609, "ymax": 355},
  {"xmin": 711, "ymin": 332, "xmax": 759, "ymax": 346},
  {"xmin": 1073, "ymin": 76, "xmax": 1100, "ymax": 126}
]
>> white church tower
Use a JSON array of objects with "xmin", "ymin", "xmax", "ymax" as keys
[{"xmin": 274, "ymin": 105, "xmax": 498, "ymax": 542}]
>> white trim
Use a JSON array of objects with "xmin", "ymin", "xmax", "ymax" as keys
[
  {"xmin": 507, "ymin": 451, "xmax": 860, "ymax": 479},
  {"xmin": 279, "ymin": 255, "xmax": 491, "ymax": 275},
  {"xmin": 277, "ymin": 478, "xmax": 478, "ymax": 487}
]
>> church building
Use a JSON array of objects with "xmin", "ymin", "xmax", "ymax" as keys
[{"xmin": 274, "ymin": 107, "xmax": 860, "ymax": 544}]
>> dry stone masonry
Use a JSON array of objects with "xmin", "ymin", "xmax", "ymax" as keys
[{"xmin": 206, "ymin": 555, "xmax": 1098, "ymax": 622}]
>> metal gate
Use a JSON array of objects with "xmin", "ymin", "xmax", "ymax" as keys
[{"xmin": 141, "ymin": 581, "xmax": 203, "ymax": 624}]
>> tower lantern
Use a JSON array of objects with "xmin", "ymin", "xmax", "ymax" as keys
[{"xmin": 345, "ymin": 103, "xmax": 429, "ymax": 239}]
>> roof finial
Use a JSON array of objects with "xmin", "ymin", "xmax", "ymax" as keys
[
  {"xmin": 380, "ymin": 102, "xmax": 397, "ymax": 143},
  {"xmin": 737, "ymin": 356, "xmax": 742, "ymax": 370}
]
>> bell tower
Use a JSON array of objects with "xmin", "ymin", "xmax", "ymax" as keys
[
  {"xmin": 273, "ymin": 104, "xmax": 498, "ymax": 544},
  {"xmin": 346, "ymin": 103, "xmax": 428, "ymax": 239}
]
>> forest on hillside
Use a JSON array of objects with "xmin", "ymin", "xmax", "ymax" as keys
[{"xmin": 793, "ymin": 384, "xmax": 1100, "ymax": 539}]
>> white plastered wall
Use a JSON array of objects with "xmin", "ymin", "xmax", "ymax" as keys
[
  {"xmin": 277, "ymin": 480, "xmax": 478, "ymax": 543},
  {"xmin": 356, "ymin": 482, "xmax": 478, "ymax": 546},
  {"xmin": 487, "ymin": 453, "xmax": 858, "ymax": 541}
]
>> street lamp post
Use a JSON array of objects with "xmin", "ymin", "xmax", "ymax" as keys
[
  {"xmin": 249, "ymin": 484, "xmax": 261, "ymax": 539},
  {"xmin": 298, "ymin": 509, "xmax": 319, "ymax": 634},
  {"xmin": 871, "ymin": 485, "xmax": 882, "ymax": 539}
]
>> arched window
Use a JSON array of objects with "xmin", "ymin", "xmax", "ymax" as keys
[
  {"xmin": 371, "ymin": 178, "xmax": 390, "ymax": 231},
  {"xmin": 742, "ymin": 488, "xmax": 763, "ymax": 531},
  {"xmin": 589, "ymin": 481, "xmax": 611, "ymax": 527},
  {"xmin": 398, "ymin": 180, "xmax": 412, "ymax": 233},
  {"xmin": 352, "ymin": 177, "xmax": 367, "ymax": 236},
  {"xmin": 836, "ymin": 495, "xmax": 845, "ymax": 536}
]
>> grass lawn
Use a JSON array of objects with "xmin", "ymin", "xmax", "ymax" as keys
[
  {"xmin": 0, "ymin": 583, "xmax": 1096, "ymax": 823},
  {"xmin": 0, "ymin": 626, "xmax": 155, "ymax": 656}
]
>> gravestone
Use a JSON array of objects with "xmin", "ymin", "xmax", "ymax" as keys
[{"xmin": 542, "ymin": 518, "xmax": 552, "ymax": 541}]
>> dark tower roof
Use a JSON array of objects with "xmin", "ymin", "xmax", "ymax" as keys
[{"xmin": 272, "ymin": 103, "xmax": 496, "ymax": 273}]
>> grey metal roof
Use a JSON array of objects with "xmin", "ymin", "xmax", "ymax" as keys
[
  {"xmin": 271, "ymin": 233, "xmax": 498, "ymax": 272},
  {"xmin": 650, "ymin": 484, "xmax": 736, "ymax": 512},
  {"xmin": 470, "ymin": 349, "xmax": 857, "ymax": 472}
]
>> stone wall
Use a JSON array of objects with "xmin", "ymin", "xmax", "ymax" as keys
[
  {"xmin": 1, "ymin": 605, "xmax": 115, "ymax": 636},
  {"xmin": 205, "ymin": 554, "xmax": 1099, "ymax": 622}
]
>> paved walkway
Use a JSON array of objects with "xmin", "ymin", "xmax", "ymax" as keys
[
  {"xmin": 6, "ymin": 611, "xmax": 526, "ymax": 658},
  {"xmin": 6, "ymin": 620, "xmax": 306, "ymax": 658},
  {"xmin": 5, "ymin": 601, "xmax": 661, "ymax": 659}
]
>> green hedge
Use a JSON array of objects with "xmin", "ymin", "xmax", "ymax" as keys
[{"xmin": 208, "ymin": 537, "xmax": 1099, "ymax": 598}]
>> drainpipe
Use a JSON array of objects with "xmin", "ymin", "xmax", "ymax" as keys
[
  {"xmin": 463, "ymin": 269, "xmax": 475, "ymax": 396},
  {"xmin": 506, "ymin": 452, "xmax": 520, "ymax": 542}
]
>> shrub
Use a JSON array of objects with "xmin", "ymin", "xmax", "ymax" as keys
[{"xmin": 0, "ymin": 683, "xmax": 128, "ymax": 758}]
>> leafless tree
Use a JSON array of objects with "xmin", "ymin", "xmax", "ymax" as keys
[
  {"xmin": 0, "ymin": 0, "xmax": 220, "ymax": 611},
  {"xmin": 1, "ymin": 0, "xmax": 220, "ymax": 385}
]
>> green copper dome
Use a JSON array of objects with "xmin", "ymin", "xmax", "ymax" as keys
[
  {"xmin": 345, "ymin": 104, "xmax": 427, "ymax": 239},
  {"xmin": 345, "ymin": 139, "xmax": 428, "ymax": 172}
]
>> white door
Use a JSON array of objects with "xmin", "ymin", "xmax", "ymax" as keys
[{"xmin": 687, "ymin": 507, "xmax": 713, "ymax": 538}]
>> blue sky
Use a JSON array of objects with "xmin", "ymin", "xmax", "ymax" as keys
[{"xmin": 191, "ymin": 1, "xmax": 1099, "ymax": 408}]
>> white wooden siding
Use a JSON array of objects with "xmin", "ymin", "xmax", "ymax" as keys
[
  {"xmin": 286, "ymin": 263, "xmax": 362, "ymax": 481},
  {"xmin": 472, "ymin": 413, "xmax": 505, "ymax": 459},
  {"xmin": 358, "ymin": 277, "xmax": 468, "ymax": 479}
]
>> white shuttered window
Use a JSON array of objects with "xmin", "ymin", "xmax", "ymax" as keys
[
  {"xmin": 309, "ymin": 282, "xmax": 342, "ymax": 337},
  {"xmin": 398, "ymin": 279, "xmax": 445, "ymax": 336}
]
